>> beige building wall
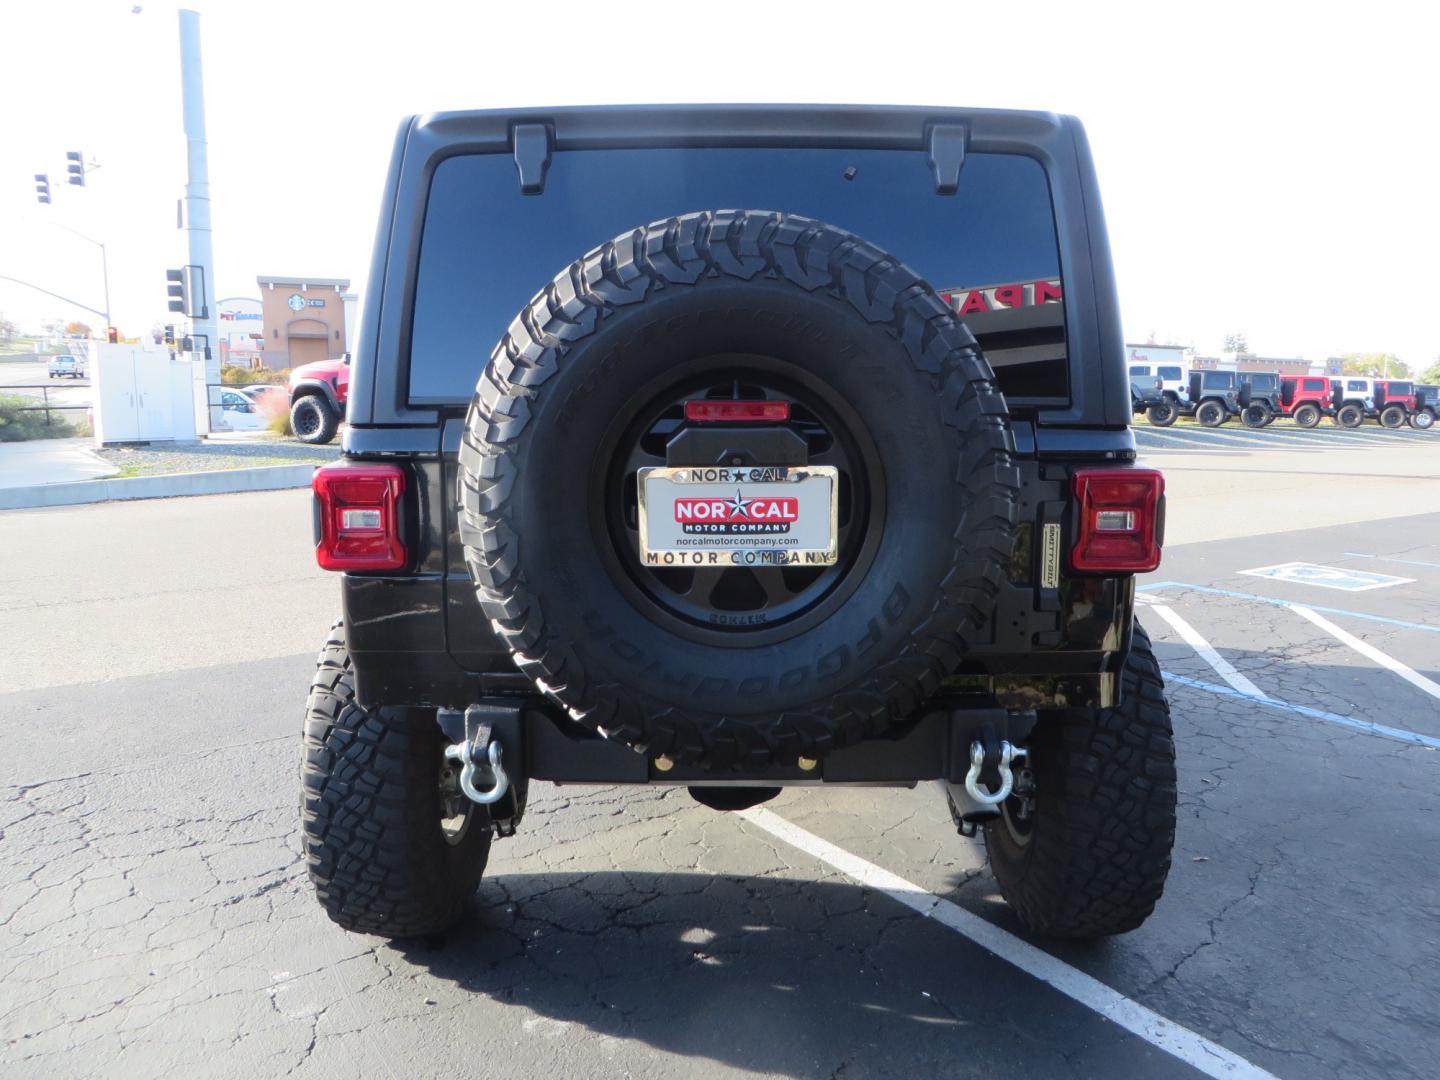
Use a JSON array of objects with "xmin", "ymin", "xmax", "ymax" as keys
[{"xmin": 257, "ymin": 277, "xmax": 350, "ymax": 369}]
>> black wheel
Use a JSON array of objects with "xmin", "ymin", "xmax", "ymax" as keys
[
  {"xmin": 1146, "ymin": 401, "xmax": 1178, "ymax": 427},
  {"xmin": 1379, "ymin": 405, "xmax": 1406, "ymax": 429},
  {"xmin": 1412, "ymin": 409, "xmax": 1436, "ymax": 431},
  {"xmin": 301, "ymin": 621, "xmax": 492, "ymax": 937},
  {"xmin": 1261, "ymin": 410, "xmax": 1277, "ymax": 426},
  {"xmin": 984, "ymin": 621, "xmax": 1177, "ymax": 938},
  {"xmin": 1240, "ymin": 403, "xmax": 1270, "ymax": 429},
  {"xmin": 291, "ymin": 394, "xmax": 339, "ymax": 444},
  {"xmin": 1196, "ymin": 400, "xmax": 1225, "ymax": 427},
  {"xmin": 1335, "ymin": 403, "xmax": 1363, "ymax": 428},
  {"xmin": 1293, "ymin": 403, "xmax": 1321, "ymax": 428},
  {"xmin": 459, "ymin": 210, "xmax": 1018, "ymax": 768}
]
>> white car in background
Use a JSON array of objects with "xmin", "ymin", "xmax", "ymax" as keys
[
  {"xmin": 48, "ymin": 354, "xmax": 86, "ymax": 379},
  {"xmin": 219, "ymin": 388, "xmax": 272, "ymax": 430}
]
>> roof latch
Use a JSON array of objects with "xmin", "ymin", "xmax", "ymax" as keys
[
  {"xmin": 927, "ymin": 123, "xmax": 968, "ymax": 196},
  {"xmin": 512, "ymin": 123, "xmax": 552, "ymax": 195}
]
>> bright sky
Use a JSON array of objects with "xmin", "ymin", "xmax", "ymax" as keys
[{"xmin": 3, "ymin": 0, "xmax": 1437, "ymax": 368}]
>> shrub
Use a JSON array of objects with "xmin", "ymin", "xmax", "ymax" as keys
[
  {"xmin": 0, "ymin": 395, "xmax": 78, "ymax": 441},
  {"xmin": 222, "ymin": 365, "xmax": 290, "ymax": 387},
  {"xmin": 255, "ymin": 389, "xmax": 293, "ymax": 436}
]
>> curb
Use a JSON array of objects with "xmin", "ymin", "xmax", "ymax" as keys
[{"xmin": 0, "ymin": 463, "xmax": 315, "ymax": 511}]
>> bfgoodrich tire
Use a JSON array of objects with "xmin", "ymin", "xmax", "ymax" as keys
[
  {"xmin": 301, "ymin": 622, "xmax": 491, "ymax": 937},
  {"xmin": 1240, "ymin": 403, "xmax": 1270, "ymax": 428},
  {"xmin": 1196, "ymin": 400, "xmax": 1226, "ymax": 427},
  {"xmin": 459, "ymin": 210, "xmax": 1018, "ymax": 768},
  {"xmin": 1146, "ymin": 400, "xmax": 1178, "ymax": 427},
  {"xmin": 1335, "ymin": 403, "xmax": 1364, "ymax": 428},
  {"xmin": 291, "ymin": 394, "xmax": 339, "ymax": 444},
  {"xmin": 984, "ymin": 621, "xmax": 1177, "ymax": 938}
]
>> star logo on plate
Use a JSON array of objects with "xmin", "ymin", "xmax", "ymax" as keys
[{"xmin": 727, "ymin": 490, "xmax": 752, "ymax": 519}]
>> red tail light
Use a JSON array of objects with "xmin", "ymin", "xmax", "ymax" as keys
[
  {"xmin": 1071, "ymin": 467, "xmax": 1164, "ymax": 573},
  {"xmin": 312, "ymin": 462, "xmax": 406, "ymax": 571},
  {"xmin": 685, "ymin": 400, "xmax": 790, "ymax": 422}
]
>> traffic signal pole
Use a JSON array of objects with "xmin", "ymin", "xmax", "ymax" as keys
[{"xmin": 178, "ymin": 9, "xmax": 219, "ymax": 430}]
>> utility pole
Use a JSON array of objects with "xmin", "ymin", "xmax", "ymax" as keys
[{"xmin": 178, "ymin": 9, "xmax": 219, "ymax": 430}]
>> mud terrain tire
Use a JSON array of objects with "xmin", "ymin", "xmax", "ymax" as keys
[
  {"xmin": 301, "ymin": 622, "xmax": 491, "ymax": 936},
  {"xmin": 984, "ymin": 620, "xmax": 1177, "ymax": 938},
  {"xmin": 458, "ymin": 210, "xmax": 1018, "ymax": 768}
]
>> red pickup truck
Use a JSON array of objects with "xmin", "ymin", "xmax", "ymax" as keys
[{"xmin": 288, "ymin": 355, "xmax": 348, "ymax": 444}]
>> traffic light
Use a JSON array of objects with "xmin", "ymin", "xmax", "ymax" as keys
[
  {"xmin": 35, "ymin": 174, "xmax": 51, "ymax": 204},
  {"xmin": 166, "ymin": 268, "xmax": 188, "ymax": 314},
  {"xmin": 107, "ymin": 326, "xmax": 119, "ymax": 344},
  {"xmin": 66, "ymin": 152, "xmax": 85, "ymax": 187},
  {"xmin": 163, "ymin": 324, "xmax": 175, "ymax": 346}
]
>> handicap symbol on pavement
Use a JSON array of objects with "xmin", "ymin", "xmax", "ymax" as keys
[{"xmin": 1237, "ymin": 561, "xmax": 1415, "ymax": 592}]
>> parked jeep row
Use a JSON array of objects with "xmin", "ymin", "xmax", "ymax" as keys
[{"xmin": 1130, "ymin": 364, "xmax": 1438, "ymax": 431}]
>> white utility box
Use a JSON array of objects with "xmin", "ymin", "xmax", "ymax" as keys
[{"xmin": 91, "ymin": 345, "xmax": 198, "ymax": 445}]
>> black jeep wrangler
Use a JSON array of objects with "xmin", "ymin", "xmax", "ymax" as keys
[{"xmin": 301, "ymin": 105, "xmax": 1176, "ymax": 942}]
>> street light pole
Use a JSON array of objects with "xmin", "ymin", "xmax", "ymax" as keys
[{"xmin": 41, "ymin": 221, "xmax": 111, "ymax": 329}]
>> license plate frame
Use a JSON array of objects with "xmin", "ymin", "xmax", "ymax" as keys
[{"xmin": 637, "ymin": 465, "xmax": 839, "ymax": 569}]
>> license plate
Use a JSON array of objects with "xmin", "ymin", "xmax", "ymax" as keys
[{"xmin": 637, "ymin": 465, "xmax": 839, "ymax": 568}]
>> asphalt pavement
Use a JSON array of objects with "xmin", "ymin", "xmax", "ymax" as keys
[{"xmin": 2, "ymin": 433, "xmax": 1439, "ymax": 1079}]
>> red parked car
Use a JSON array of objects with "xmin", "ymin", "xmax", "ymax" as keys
[
  {"xmin": 288, "ymin": 354, "xmax": 349, "ymax": 444},
  {"xmin": 1372, "ymin": 380, "xmax": 1419, "ymax": 429},
  {"xmin": 1276, "ymin": 375, "xmax": 1332, "ymax": 427}
]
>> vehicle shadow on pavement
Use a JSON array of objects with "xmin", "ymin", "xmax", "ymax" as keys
[{"xmin": 394, "ymin": 871, "xmax": 1140, "ymax": 1078}]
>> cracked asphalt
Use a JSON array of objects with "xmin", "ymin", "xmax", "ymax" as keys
[{"xmin": 2, "ymin": 449, "xmax": 1439, "ymax": 1078}]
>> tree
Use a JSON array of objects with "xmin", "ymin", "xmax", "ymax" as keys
[
  {"xmin": 1223, "ymin": 332, "xmax": 1249, "ymax": 355},
  {"xmin": 63, "ymin": 321, "xmax": 93, "ymax": 338},
  {"xmin": 1340, "ymin": 352, "xmax": 1409, "ymax": 378},
  {"xmin": 1419, "ymin": 360, "xmax": 1440, "ymax": 385},
  {"xmin": 0, "ymin": 313, "xmax": 18, "ymax": 344}
]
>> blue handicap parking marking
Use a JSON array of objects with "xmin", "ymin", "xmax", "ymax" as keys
[{"xmin": 1237, "ymin": 561, "xmax": 1415, "ymax": 592}]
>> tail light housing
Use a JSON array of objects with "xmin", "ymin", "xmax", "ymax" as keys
[
  {"xmin": 312, "ymin": 462, "xmax": 407, "ymax": 571},
  {"xmin": 685, "ymin": 400, "xmax": 790, "ymax": 422},
  {"xmin": 1071, "ymin": 467, "xmax": 1164, "ymax": 573}
]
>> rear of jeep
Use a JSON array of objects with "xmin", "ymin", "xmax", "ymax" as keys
[{"xmin": 300, "ymin": 105, "xmax": 1176, "ymax": 942}]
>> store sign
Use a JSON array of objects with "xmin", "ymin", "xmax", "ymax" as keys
[
  {"xmin": 287, "ymin": 293, "xmax": 325, "ymax": 312},
  {"xmin": 220, "ymin": 310, "xmax": 262, "ymax": 321},
  {"xmin": 939, "ymin": 278, "xmax": 1062, "ymax": 316}
]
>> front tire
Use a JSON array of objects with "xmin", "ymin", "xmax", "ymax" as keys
[
  {"xmin": 1293, "ymin": 402, "xmax": 1321, "ymax": 428},
  {"xmin": 1196, "ymin": 400, "xmax": 1225, "ymax": 427},
  {"xmin": 301, "ymin": 622, "xmax": 492, "ymax": 937},
  {"xmin": 1146, "ymin": 401, "xmax": 1178, "ymax": 427},
  {"xmin": 1335, "ymin": 403, "xmax": 1364, "ymax": 428},
  {"xmin": 291, "ymin": 394, "xmax": 339, "ymax": 444},
  {"xmin": 1412, "ymin": 409, "xmax": 1436, "ymax": 431},
  {"xmin": 984, "ymin": 621, "xmax": 1177, "ymax": 938},
  {"xmin": 1240, "ymin": 403, "xmax": 1270, "ymax": 429}
]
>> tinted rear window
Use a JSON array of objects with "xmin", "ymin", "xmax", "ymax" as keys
[
  {"xmin": 1304, "ymin": 378, "xmax": 1325, "ymax": 390},
  {"xmin": 1157, "ymin": 366, "xmax": 1182, "ymax": 380},
  {"xmin": 1202, "ymin": 372, "xmax": 1234, "ymax": 389},
  {"xmin": 408, "ymin": 148, "xmax": 1066, "ymax": 404}
]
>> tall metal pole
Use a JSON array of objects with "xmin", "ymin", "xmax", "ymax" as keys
[
  {"xmin": 179, "ymin": 9, "xmax": 219, "ymax": 429},
  {"xmin": 100, "ymin": 243, "xmax": 111, "ymax": 330}
]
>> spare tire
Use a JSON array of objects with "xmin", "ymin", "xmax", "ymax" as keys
[{"xmin": 458, "ymin": 210, "xmax": 1018, "ymax": 768}]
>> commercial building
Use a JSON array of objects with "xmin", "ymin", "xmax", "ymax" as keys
[
  {"xmin": 1190, "ymin": 355, "xmax": 1313, "ymax": 375},
  {"xmin": 217, "ymin": 296, "xmax": 263, "ymax": 366},
  {"xmin": 256, "ymin": 276, "xmax": 356, "ymax": 369}
]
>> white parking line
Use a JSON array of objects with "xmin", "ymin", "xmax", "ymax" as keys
[
  {"xmin": 1148, "ymin": 604, "xmax": 1272, "ymax": 699},
  {"xmin": 1288, "ymin": 604, "xmax": 1440, "ymax": 703},
  {"xmin": 740, "ymin": 808, "xmax": 1277, "ymax": 1080}
]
